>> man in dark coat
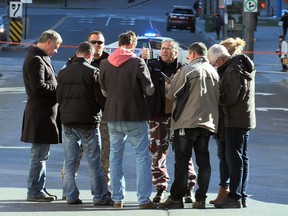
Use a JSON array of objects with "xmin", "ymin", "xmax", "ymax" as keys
[
  {"xmin": 21, "ymin": 29, "xmax": 63, "ymax": 202},
  {"xmin": 57, "ymin": 41, "xmax": 111, "ymax": 205}
]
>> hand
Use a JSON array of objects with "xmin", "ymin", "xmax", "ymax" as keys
[{"xmin": 140, "ymin": 48, "xmax": 150, "ymax": 60}]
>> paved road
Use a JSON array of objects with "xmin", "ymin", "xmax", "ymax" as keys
[{"xmin": 0, "ymin": 1, "xmax": 288, "ymax": 216}]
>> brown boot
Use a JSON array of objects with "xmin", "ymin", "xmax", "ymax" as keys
[{"xmin": 209, "ymin": 186, "xmax": 229, "ymax": 204}]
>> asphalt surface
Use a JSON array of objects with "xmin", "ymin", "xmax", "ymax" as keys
[{"xmin": 0, "ymin": 0, "xmax": 288, "ymax": 216}]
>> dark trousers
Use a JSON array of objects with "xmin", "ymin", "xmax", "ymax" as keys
[
  {"xmin": 225, "ymin": 127, "xmax": 250, "ymax": 201},
  {"xmin": 283, "ymin": 26, "xmax": 287, "ymax": 37},
  {"xmin": 170, "ymin": 128, "xmax": 211, "ymax": 201},
  {"xmin": 216, "ymin": 139, "xmax": 230, "ymax": 188},
  {"xmin": 281, "ymin": 58, "xmax": 287, "ymax": 71}
]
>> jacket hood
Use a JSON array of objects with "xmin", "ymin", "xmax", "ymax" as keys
[
  {"xmin": 108, "ymin": 48, "xmax": 136, "ymax": 67},
  {"xmin": 219, "ymin": 54, "xmax": 256, "ymax": 81}
]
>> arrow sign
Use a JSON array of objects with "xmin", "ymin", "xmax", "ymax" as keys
[{"xmin": 244, "ymin": 0, "xmax": 258, "ymax": 12}]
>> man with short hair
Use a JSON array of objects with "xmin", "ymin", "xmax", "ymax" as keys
[
  {"xmin": 57, "ymin": 41, "xmax": 111, "ymax": 205},
  {"xmin": 207, "ymin": 44, "xmax": 256, "ymax": 208},
  {"xmin": 159, "ymin": 42, "xmax": 220, "ymax": 209},
  {"xmin": 99, "ymin": 31, "xmax": 157, "ymax": 209},
  {"xmin": 21, "ymin": 29, "xmax": 63, "ymax": 202},
  {"xmin": 61, "ymin": 31, "xmax": 111, "ymax": 191}
]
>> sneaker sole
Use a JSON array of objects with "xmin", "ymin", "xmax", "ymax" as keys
[
  {"xmin": 159, "ymin": 203, "xmax": 184, "ymax": 209},
  {"xmin": 27, "ymin": 197, "xmax": 54, "ymax": 202}
]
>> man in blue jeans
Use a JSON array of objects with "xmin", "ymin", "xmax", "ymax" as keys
[
  {"xmin": 208, "ymin": 44, "xmax": 256, "ymax": 208},
  {"xmin": 99, "ymin": 31, "xmax": 156, "ymax": 209},
  {"xmin": 21, "ymin": 30, "xmax": 63, "ymax": 202},
  {"xmin": 57, "ymin": 41, "xmax": 111, "ymax": 205}
]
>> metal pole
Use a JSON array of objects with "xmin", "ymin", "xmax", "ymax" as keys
[
  {"xmin": 244, "ymin": 12, "xmax": 255, "ymax": 60},
  {"xmin": 24, "ymin": 3, "xmax": 27, "ymax": 40}
]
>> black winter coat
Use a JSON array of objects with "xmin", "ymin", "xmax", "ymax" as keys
[
  {"xmin": 56, "ymin": 57, "xmax": 106, "ymax": 128},
  {"xmin": 21, "ymin": 46, "xmax": 62, "ymax": 144}
]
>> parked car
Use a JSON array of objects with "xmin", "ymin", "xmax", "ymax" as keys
[
  {"xmin": 0, "ymin": 16, "xmax": 7, "ymax": 42},
  {"xmin": 104, "ymin": 33, "xmax": 189, "ymax": 63},
  {"xmin": 166, "ymin": 5, "xmax": 196, "ymax": 33}
]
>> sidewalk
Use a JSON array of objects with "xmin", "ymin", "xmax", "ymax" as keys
[{"xmin": 0, "ymin": 2, "xmax": 288, "ymax": 215}]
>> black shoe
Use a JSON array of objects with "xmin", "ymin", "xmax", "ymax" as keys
[
  {"xmin": 62, "ymin": 194, "xmax": 66, "ymax": 200},
  {"xmin": 139, "ymin": 201, "xmax": 158, "ymax": 209},
  {"xmin": 158, "ymin": 196, "xmax": 184, "ymax": 209},
  {"xmin": 152, "ymin": 189, "xmax": 165, "ymax": 203},
  {"xmin": 214, "ymin": 197, "xmax": 241, "ymax": 208},
  {"xmin": 43, "ymin": 188, "xmax": 57, "ymax": 200},
  {"xmin": 184, "ymin": 190, "xmax": 195, "ymax": 203},
  {"xmin": 27, "ymin": 194, "xmax": 55, "ymax": 202},
  {"xmin": 94, "ymin": 197, "xmax": 114, "ymax": 206},
  {"xmin": 281, "ymin": 69, "xmax": 287, "ymax": 72},
  {"xmin": 192, "ymin": 200, "xmax": 206, "ymax": 209},
  {"xmin": 67, "ymin": 198, "xmax": 82, "ymax": 205},
  {"xmin": 242, "ymin": 199, "xmax": 247, "ymax": 208}
]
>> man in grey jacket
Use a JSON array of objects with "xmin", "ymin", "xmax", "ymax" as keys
[
  {"xmin": 208, "ymin": 44, "xmax": 256, "ymax": 208},
  {"xmin": 99, "ymin": 31, "xmax": 156, "ymax": 209},
  {"xmin": 159, "ymin": 42, "xmax": 220, "ymax": 209}
]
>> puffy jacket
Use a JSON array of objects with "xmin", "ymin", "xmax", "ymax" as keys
[
  {"xmin": 218, "ymin": 54, "xmax": 256, "ymax": 129},
  {"xmin": 56, "ymin": 57, "xmax": 105, "ymax": 128},
  {"xmin": 166, "ymin": 57, "xmax": 220, "ymax": 133}
]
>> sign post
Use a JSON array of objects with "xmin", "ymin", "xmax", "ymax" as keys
[
  {"xmin": 21, "ymin": 0, "xmax": 32, "ymax": 40},
  {"xmin": 243, "ymin": 0, "xmax": 258, "ymax": 60}
]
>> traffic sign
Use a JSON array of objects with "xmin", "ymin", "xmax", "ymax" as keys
[
  {"xmin": 244, "ymin": 0, "xmax": 258, "ymax": 12},
  {"xmin": 21, "ymin": 0, "xmax": 33, "ymax": 3},
  {"xmin": 9, "ymin": 1, "xmax": 23, "ymax": 18}
]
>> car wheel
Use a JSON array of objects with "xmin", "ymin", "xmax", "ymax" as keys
[
  {"xmin": 166, "ymin": 24, "xmax": 171, "ymax": 31},
  {"xmin": 190, "ymin": 26, "xmax": 196, "ymax": 33}
]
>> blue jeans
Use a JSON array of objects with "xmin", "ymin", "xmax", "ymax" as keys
[
  {"xmin": 225, "ymin": 127, "xmax": 250, "ymax": 201},
  {"xmin": 63, "ymin": 127, "xmax": 108, "ymax": 203},
  {"xmin": 27, "ymin": 143, "xmax": 50, "ymax": 198},
  {"xmin": 215, "ymin": 139, "xmax": 230, "ymax": 188},
  {"xmin": 108, "ymin": 121, "xmax": 152, "ymax": 205},
  {"xmin": 171, "ymin": 128, "xmax": 211, "ymax": 201}
]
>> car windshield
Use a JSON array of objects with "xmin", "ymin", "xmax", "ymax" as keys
[
  {"xmin": 172, "ymin": 9, "xmax": 193, "ymax": 14},
  {"xmin": 0, "ymin": 17, "xmax": 4, "ymax": 25}
]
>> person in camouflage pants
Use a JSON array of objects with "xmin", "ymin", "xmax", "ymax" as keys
[{"xmin": 144, "ymin": 39, "xmax": 197, "ymax": 203}]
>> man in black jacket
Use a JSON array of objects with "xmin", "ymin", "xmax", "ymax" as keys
[
  {"xmin": 143, "ymin": 39, "xmax": 197, "ymax": 203},
  {"xmin": 61, "ymin": 31, "xmax": 111, "ymax": 195},
  {"xmin": 56, "ymin": 42, "xmax": 111, "ymax": 205}
]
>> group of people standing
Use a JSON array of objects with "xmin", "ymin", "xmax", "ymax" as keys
[{"xmin": 21, "ymin": 28, "xmax": 256, "ymax": 210}]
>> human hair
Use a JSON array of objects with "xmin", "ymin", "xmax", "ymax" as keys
[
  {"xmin": 207, "ymin": 44, "xmax": 231, "ymax": 64},
  {"xmin": 220, "ymin": 37, "xmax": 246, "ymax": 55},
  {"xmin": 37, "ymin": 29, "xmax": 62, "ymax": 44},
  {"xmin": 118, "ymin": 31, "xmax": 137, "ymax": 46},
  {"xmin": 161, "ymin": 39, "xmax": 179, "ymax": 51},
  {"xmin": 279, "ymin": 35, "xmax": 285, "ymax": 40},
  {"xmin": 76, "ymin": 41, "xmax": 95, "ymax": 57},
  {"xmin": 188, "ymin": 42, "xmax": 207, "ymax": 56},
  {"xmin": 88, "ymin": 31, "xmax": 104, "ymax": 40}
]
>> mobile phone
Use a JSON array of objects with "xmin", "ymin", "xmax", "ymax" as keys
[{"xmin": 161, "ymin": 72, "xmax": 171, "ymax": 83}]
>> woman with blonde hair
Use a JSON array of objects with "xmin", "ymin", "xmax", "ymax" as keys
[
  {"xmin": 220, "ymin": 37, "xmax": 246, "ymax": 55},
  {"xmin": 209, "ymin": 37, "xmax": 250, "ymax": 208}
]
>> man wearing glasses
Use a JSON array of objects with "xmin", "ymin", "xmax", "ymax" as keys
[
  {"xmin": 207, "ymin": 44, "xmax": 256, "ymax": 208},
  {"xmin": 143, "ymin": 39, "xmax": 197, "ymax": 204}
]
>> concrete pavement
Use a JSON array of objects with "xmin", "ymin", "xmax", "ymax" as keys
[{"xmin": 1, "ymin": 1, "xmax": 288, "ymax": 215}]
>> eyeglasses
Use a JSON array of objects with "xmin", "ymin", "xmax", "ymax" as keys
[
  {"xmin": 90, "ymin": 40, "xmax": 104, "ymax": 45},
  {"xmin": 212, "ymin": 58, "xmax": 220, "ymax": 67},
  {"xmin": 161, "ymin": 47, "xmax": 173, "ymax": 51}
]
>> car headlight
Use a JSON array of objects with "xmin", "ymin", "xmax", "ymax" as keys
[{"xmin": 0, "ymin": 28, "xmax": 5, "ymax": 33}]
